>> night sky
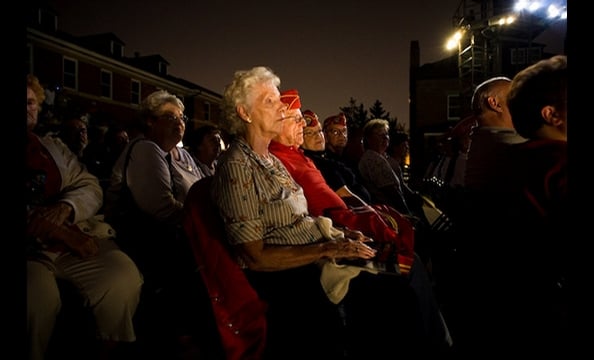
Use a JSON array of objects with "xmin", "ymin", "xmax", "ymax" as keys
[{"xmin": 49, "ymin": 0, "xmax": 566, "ymax": 129}]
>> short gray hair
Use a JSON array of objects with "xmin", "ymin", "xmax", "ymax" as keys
[
  {"xmin": 140, "ymin": 90, "xmax": 185, "ymax": 118},
  {"xmin": 136, "ymin": 90, "xmax": 185, "ymax": 132},
  {"xmin": 221, "ymin": 66, "xmax": 281, "ymax": 136},
  {"xmin": 362, "ymin": 118, "xmax": 389, "ymax": 148}
]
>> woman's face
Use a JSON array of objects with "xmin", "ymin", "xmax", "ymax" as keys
[
  {"xmin": 302, "ymin": 122, "xmax": 325, "ymax": 151},
  {"xmin": 244, "ymin": 82, "xmax": 286, "ymax": 139},
  {"xmin": 151, "ymin": 102, "xmax": 186, "ymax": 149}
]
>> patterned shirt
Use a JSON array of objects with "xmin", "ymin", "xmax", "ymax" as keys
[{"xmin": 212, "ymin": 138, "xmax": 324, "ymax": 266}]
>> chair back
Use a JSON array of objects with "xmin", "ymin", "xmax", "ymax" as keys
[{"xmin": 182, "ymin": 176, "xmax": 268, "ymax": 360}]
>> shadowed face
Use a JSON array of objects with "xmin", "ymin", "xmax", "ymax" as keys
[
  {"xmin": 62, "ymin": 118, "xmax": 89, "ymax": 154},
  {"xmin": 196, "ymin": 130, "xmax": 223, "ymax": 164},
  {"xmin": 366, "ymin": 125, "xmax": 390, "ymax": 154}
]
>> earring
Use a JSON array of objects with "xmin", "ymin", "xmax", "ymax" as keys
[{"xmin": 246, "ymin": 117, "xmax": 252, "ymax": 124}]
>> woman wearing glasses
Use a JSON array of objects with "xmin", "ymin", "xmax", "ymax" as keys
[
  {"xmin": 106, "ymin": 89, "xmax": 199, "ymax": 227},
  {"xmin": 105, "ymin": 90, "xmax": 202, "ymax": 351}
]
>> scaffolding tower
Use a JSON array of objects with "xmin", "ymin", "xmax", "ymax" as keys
[{"xmin": 452, "ymin": 0, "xmax": 554, "ymax": 116}]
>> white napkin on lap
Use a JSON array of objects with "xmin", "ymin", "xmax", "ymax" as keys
[{"xmin": 315, "ymin": 216, "xmax": 377, "ymax": 304}]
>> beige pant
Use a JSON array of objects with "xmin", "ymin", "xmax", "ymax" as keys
[{"xmin": 27, "ymin": 235, "xmax": 143, "ymax": 360}]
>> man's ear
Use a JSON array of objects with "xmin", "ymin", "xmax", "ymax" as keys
[
  {"xmin": 541, "ymin": 105, "xmax": 564, "ymax": 126},
  {"xmin": 487, "ymin": 96, "xmax": 502, "ymax": 112}
]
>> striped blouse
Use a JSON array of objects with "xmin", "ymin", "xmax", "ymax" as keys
[{"xmin": 212, "ymin": 138, "xmax": 324, "ymax": 266}]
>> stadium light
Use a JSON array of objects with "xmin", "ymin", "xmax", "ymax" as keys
[{"xmin": 445, "ymin": 0, "xmax": 566, "ymax": 51}]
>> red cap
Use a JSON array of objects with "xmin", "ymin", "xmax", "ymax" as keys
[
  {"xmin": 323, "ymin": 113, "xmax": 347, "ymax": 131},
  {"xmin": 280, "ymin": 89, "xmax": 301, "ymax": 110},
  {"xmin": 303, "ymin": 109, "xmax": 319, "ymax": 127}
]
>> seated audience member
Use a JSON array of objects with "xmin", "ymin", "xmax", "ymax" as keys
[
  {"xmin": 26, "ymin": 74, "xmax": 143, "ymax": 360},
  {"xmin": 386, "ymin": 130, "xmax": 409, "ymax": 181},
  {"xmin": 386, "ymin": 130, "xmax": 425, "ymax": 208},
  {"xmin": 184, "ymin": 122, "xmax": 223, "ymax": 179},
  {"xmin": 301, "ymin": 109, "xmax": 372, "ymax": 205},
  {"xmin": 452, "ymin": 77, "xmax": 527, "ymax": 336},
  {"xmin": 58, "ymin": 116, "xmax": 89, "ymax": 159},
  {"xmin": 323, "ymin": 112, "xmax": 364, "ymax": 180},
  {"xmin": 358, "ymin": 119, "xmax": 422, "ymax": 218},
  {"xmin": 358, "ymin": 119, "xmax": 438, "ymax": 262},
  {"xmin": 211, "ymin": 68, "xmax": 452, "ymax": 359},
  {"xmin": 464, "ymin": 76, "xmax": 526, "ymax": 191},
  {"xmin": 104, "ymin": 90, "xmax": 203, "ymax": 348},
  {"xmin": 270, "ymin": 93, "xmax": 359, "ymax": 215},
  {"xmin": 272, "ymin": 88, "xmax": 451, "ymax": 331},
  {"xmin": 105, "ymin": 90, "xmax": 198, "ymax": 283},
  {"xmin": 271, "ymin": 90, "xmax": 414, "ymax": 271},
  {"xmin": 455, "ymin": 55, "xmax": 570, "ymax": 356}
]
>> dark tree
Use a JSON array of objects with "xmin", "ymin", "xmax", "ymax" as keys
[
  {"xmin": 368, "ymin": 100, "xmax": 390, "ymax": 120},
  {"xmin": 339, "ymin": 97, "xmax": 368, "ymax": 130},
  {"xmin": 341, "ymin": 98, "xmax": 402, "ymax": 131}
]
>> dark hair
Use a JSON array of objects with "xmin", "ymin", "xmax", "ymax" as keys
[
  {"xmin": 507, "ymin": 55, "xmax": 567, "ymax": 138},
  {"xmin": 186, "ymin": 123, "xmax": 221, "ymax": 148}
]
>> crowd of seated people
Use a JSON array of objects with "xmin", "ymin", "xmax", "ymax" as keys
[
  {"xmin": 28, "ymin": 80, "xmax": 221, "ymax": 359},
  {"xmin": 270, "ymin": 87, "xmax": 451, "ymax": 342},
  {"xmin": 27, "ymin": 54, "xmax": 570, "ymax": 358},
  {"xmin": 202, "ymin": 68, "xmax": 453, "ymax": 359},
  {"xmin": 26, "ymin": 74, "xmax": 143, "ymax": 360},
  {"xmin": 103, "ymin": 89, "xmax": 217, "ymax": 357}
]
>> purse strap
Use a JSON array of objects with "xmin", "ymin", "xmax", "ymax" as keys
[
  {"xmin": 122, "ymin": 137, "xmax": 177, "ymax": 198},
  {"xmin": 121, "ymin": 137, "xmax": 145, "ymax": 191}
]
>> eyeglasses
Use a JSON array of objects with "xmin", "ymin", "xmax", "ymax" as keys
[
  {"xmin": 303, "ymin": 129, "xmax": 323, "ymax": 137},
  {"xmin": 287, "ymin": 115, "xmax": 305, "ymax": 124},
  {"xmin": 155, "ymin": 113, "xmax": 189, "ymax": 123},
  {"xmin": 327, "ymin": 128, "xmax": 347, "ymax": 136}
]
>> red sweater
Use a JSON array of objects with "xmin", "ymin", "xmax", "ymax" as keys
[{"xmin": 269, "ymin": 141, "xmax": 347, "ymax": 216}]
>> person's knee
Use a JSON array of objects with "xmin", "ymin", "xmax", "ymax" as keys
[
  {"xmin": 110, "ymin": 256, "xmax": 144, "ymax": 301},
  {"xmin": 27, "ymin": 261, "xmax": 62, "ymax": 319}
]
